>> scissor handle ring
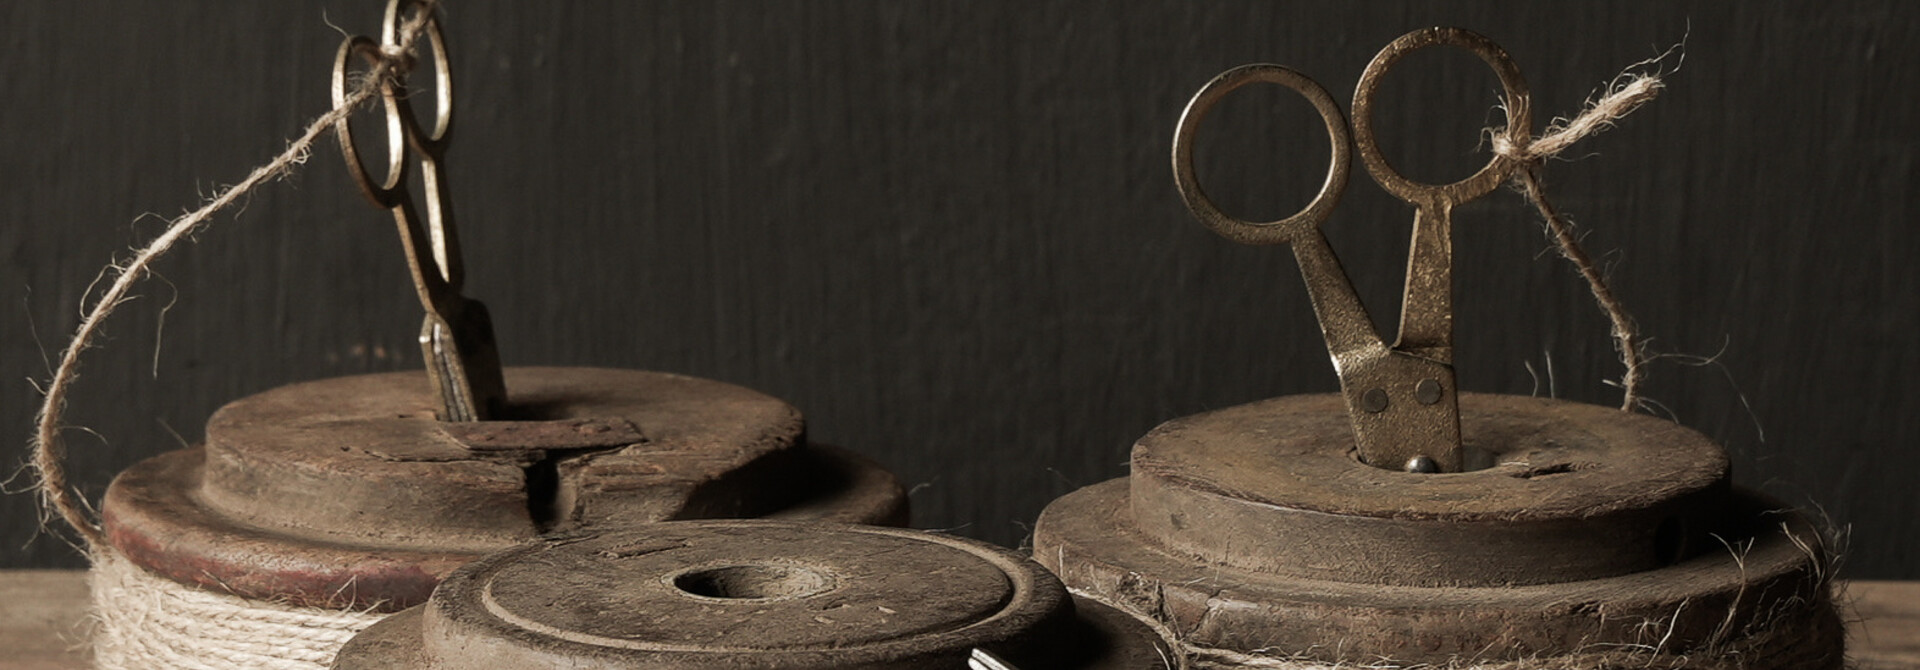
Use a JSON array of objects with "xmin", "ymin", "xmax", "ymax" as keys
[
  {"xmin": 333, "ymin": 36, "xmax": 406, "ymax": 208},
  {"xmin": 1172, "ymin": 63, "xmax": 1352, "ymax": 246},
  {"xmin": 383, "ymin": 0, "xmax": 453, "ymax": 150},
  {"xmin": 1351, "ymin": 27, "xmax": 1532, "ymax": 205}
]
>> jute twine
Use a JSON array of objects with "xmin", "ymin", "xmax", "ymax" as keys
[
  {"xmin": 22, "ymin": 3, "xmax": 438, "ymax": 668},
  {"xmin": 27, "ymin": 0, "xmax": 437, "ymax": 552},
  {"xmin": 90, "ymin": 549, "xmax": 388, "ymax": 670},
  {"xmin": 1086, "ymin": 579, "xmax": 1847, "ymax": 670},
  {"xmin": 1488, "ymin": 52, "xmax": 1672, "ymax": 412}
]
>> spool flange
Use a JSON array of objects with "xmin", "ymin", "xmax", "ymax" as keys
[
  {"xmin": 1033, "ymin": 394, "xmax": 1842, "ymax": 667},
  {"xmin": 103, "ymin": 367, "xmax": 909, "ymax": 611},
  {"xmin": 332, "ymin": 520, "xmax": 1179, "ymax": 669}
]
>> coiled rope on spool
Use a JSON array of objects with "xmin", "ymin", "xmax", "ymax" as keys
[
  {"xmin": 91, "ymin": 550, "xmax": 386, "ymax": 670},
  {"xmin": 25, "ymin": 4, "xmax": 439, "ymax": 668},
  {"xmin": 1085, "ymin": 584, "xmax": 1846, "ymax": 670}
]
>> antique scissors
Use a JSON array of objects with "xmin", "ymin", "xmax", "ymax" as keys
[
  {"xmin": 1171, "ymin": 28, "xmax": 1532, "ymax": 472},
  {"xmin": 333, "ymin": 0, "xmax": 505, "ymax": 422},
  {"xmin": 969, "ymin": 648, "xmax": 1020, "ymax": 670}
]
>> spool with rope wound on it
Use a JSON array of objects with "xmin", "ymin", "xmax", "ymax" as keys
[
  {"xmin": 330, "ymin": 520, "xmax": 1179, "ymax": 670},
  {"xmin": 101, "ymin": 367, "xmax": 908, "ymax": 610},
  {"xmin": 1035, "ymin": 394, "xmax": 1843, "ymax": 668},
  {"xmin": 1031, "ymin": 27, "xmax": 1844, "ymax": 668},
  {"xmin": 84, "ymin": 2, "xmax": 908, "ymax": 669},
  {"xmin": 93, "ymin": 367, "xmax": 907, "ymax": 670}
]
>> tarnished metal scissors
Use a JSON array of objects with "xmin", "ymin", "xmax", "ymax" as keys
[
  {"xmin": 969, "ymin": 648, "xmax": 1020, "ymax": 670},
  {"xmin": 333, "ymin": 0, "xmax": 504, "ymax": 422},
  {"xmin": 1172, "ymin": 28, "xmax": 1532, "ymax": 473}
]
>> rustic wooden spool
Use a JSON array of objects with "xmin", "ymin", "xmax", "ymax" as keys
[
  {"xmin": 1033, "ymin": 393, "xmax": 1844, "ymax": 668},
  {"xmin": 330, "ymin": 520, "xmax": 1176, "ymax": 669},
  {"xmin": 101, "ymin": 367, "xmax": 908, "ymax": 613}
]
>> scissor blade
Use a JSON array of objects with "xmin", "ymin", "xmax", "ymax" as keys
[
  {"xmin": 969, "ymin": 648, "xmax": 1019, "ymax": 670},
  {"xmin": 418, "ymin": 301, "xmax": 506, "ymax": 422},
  {"xmin": 1393, "ymin": 202, "xmax": 1455, "ymax": 362}
]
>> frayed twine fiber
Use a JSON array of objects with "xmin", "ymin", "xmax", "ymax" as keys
[
  {"xmin": 27, "ymin": 1, "xmax": 438, "ymax": 552},
  {"xmin": 1490, "ymin": 57, "xmax": 1670, "ymax": 412},
  {"xmin": 1099, "ymin": 516, "xmax": 1852, "ymax": 669},
  {"xmin": 1092, "ymin": 584, "xmax": 1845, "ymax": 670},
  {"xmin": 90, "ymin": 548, "xmax": 388, "ymax": 670},
  {"xmin": 1171, "ymin": 609, "xmax": 1844, "ymax": 670}
]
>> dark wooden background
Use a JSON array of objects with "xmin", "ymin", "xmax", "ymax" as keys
[{"xmin": 4, "ymin": 2, "xmax": 1916, "ymax": 577}]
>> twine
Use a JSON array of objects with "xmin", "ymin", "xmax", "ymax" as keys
[
  {"xmin": 90, "ymin": 549, "xmax": 388, "ymax": 670},
  {"xmin": 1489, "ymin": 61, "xmax": 1668, "ymax": 412},
  {"xmin": 1086, "ymin": 586, "xmax": 1842, "ymax": 670},
  {"xmin": 18, "ymin": 4, "xmax": 435, "ymax": 668},
  {"xmin": 26, "ymin": 1, "xmax": 437, "ymax": 551}
]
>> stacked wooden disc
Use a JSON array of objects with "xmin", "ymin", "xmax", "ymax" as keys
[
  {"xmin": 1034, "ymin": 393, "xmax": 1843, "ymax": 668},
  {"xmin": 332, "ymin": 520, "xmax": 1177, "ymax": 669},
  {"xmin": 100, "ymin": 367, "xmax": 906, "ymax": 627}
]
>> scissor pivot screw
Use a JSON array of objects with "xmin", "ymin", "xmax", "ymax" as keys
[
  {"xmin": 1415, "ymin": 379, "xmax": 1444, "ymax": 405},
  {"xmin": 1361, "ymin": 388, "xmax": 1390, "ymax": 413},
  {"xmin": 1404, "ymin": 455, "xmax": 1439, "ymax": 473}
]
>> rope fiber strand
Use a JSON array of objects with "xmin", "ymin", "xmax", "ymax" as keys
[
  {"xmin": 1490, "ymin": 66, "xmax": 1666, "ymax": 412},
  {"xmin": 29, "ymin": 5, "xmax": 440, "ymax": 668},
  {"xmin": 27, "ymin": 1, "xmax": 437, "ymax": 552}
]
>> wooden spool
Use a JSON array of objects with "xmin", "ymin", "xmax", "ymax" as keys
[
  {"xmin": 1033, "ymin": 393, "xmax": 1844, "ymax": 668},
  {"xmin": 331, "ymin": 520, "xmax": 1177, "ymax": 669},
  {"xmin": 102, "ymin": 367, "xmax": 908, "ymax": 613}
]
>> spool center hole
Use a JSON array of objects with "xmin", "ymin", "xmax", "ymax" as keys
[{"xmin": 671, "ymin": 564, "xmax": 835, "ymax": 600}]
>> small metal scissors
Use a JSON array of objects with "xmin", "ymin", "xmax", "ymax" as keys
[
  {"xmin": 333, "ymin": 0, "xmax": 505, "ymax": 422},
  {"xmin": 1171, "ymin": 28, "xmax": 1532, "ymax": 472}
]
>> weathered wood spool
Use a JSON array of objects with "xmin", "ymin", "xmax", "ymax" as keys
[
  {"xmin": 1029, "ymin": 27, "xmax": 1846, "ymax": 668},
  {"xmin": 102, "ymin": 366, "xmax": 907, "ymax": 615},
  {"xmin": 90, "ymin": 1, "xmax": 904, "ymax": 623},
  {"xmin": 331, "ymin": 520, "xmax": 1177, "ymax": 669},
  {"xmin": 83, "ymin": 3, "xmax": 910, "ymax": 668},
  {"xmin": 1033, "ymin": 394, "xmax": 1843, "ymax": 668}
]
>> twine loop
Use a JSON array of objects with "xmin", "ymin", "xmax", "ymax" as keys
[{"xmin": 1485, "ymin": 58, "xmax": 1673, "ymax": 412}]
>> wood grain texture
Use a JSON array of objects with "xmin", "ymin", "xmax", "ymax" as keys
[
  {"xmin": 1857, "ymin": 581, "xmax": 1920, "ymax": 669},
  {"xmin": 0, "ymin": 570, "xmax": 91, "ymax": 669},
  {"xmin": 3, "ymin": 2, "xmax": 1916, "ymax": 576}
]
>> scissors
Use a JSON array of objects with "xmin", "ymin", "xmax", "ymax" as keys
[
  {"xmin": 333, "ymin": 0, "xmax": 505, "ymax": 422},
  {"xmin": 1171, "ymin": 28, "xmax": 1532, "ymax": 473}
]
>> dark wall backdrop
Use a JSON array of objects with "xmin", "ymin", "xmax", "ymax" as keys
[{"xmin": 4, "ymin": 2, "xmax": 1916, "ymax": 576}]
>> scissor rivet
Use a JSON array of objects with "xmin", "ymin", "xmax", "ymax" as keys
[
  {"xmin": 1405, "ymin": 455, "xmax": 1439, "ymax": 473},
  {"xmin": 1415, "ymin": 379, "xmax": 1444, "ymax": 405},
  {"xmin": 1361, "ymin": 388, "xmax": 1390, "ymax": 413}
]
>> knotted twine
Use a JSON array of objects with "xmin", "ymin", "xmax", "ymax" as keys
[
  {"xmin": 1490, "ymin": 66, "xmax": 1666, "ymax": 412},
  {"xmin": 26, "ymin": 4, "xmax": 439, "ymax": 668}
]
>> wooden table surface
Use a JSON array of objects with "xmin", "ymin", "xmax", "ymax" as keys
[{"xmin": 2, "ymin": 571, "xmax": 1916, "ymax": 668}]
